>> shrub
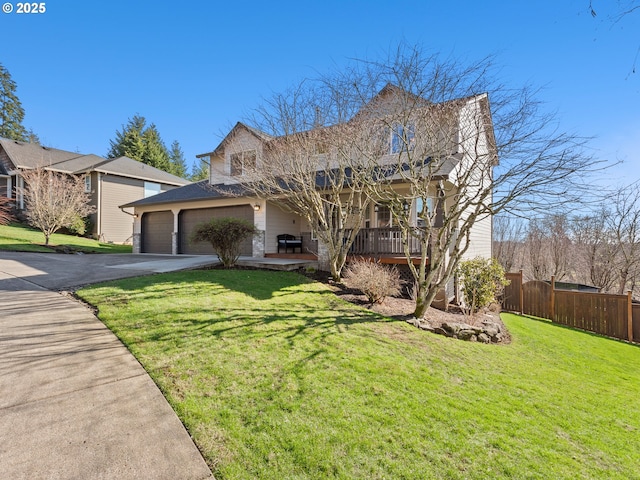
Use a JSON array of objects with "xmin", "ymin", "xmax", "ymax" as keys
[
  {"xmin": 457, "ymin": 257, "xmax": 509, "ymax": 315},
  {"xmin": 61, "ymin": 214, "xmax": 93, "ymax": 237},
  {"xmin": 0, "ymin": 196, "xmax": 13, "ymax": 225},
  {"xmin": 342, "ymin": 259, "xmax": 402, "ymax": 304},
  {"xmin": 190, "ymin": 217, "xmax": 258, "ymax": 268}
]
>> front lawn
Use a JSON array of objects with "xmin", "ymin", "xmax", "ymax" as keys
[
  {"xmin": 0, "ymin": 223, "xmax": 132, "ymax": 253},
  {"xmin": 77, "ymin": 270, "xmax": 640, "ymax": 480}
]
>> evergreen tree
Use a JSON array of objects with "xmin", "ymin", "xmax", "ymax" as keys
[
  {"xmin": 107, "ymin": 115, "xmax": 175, "ymax": 174},
  {"xmin": 107, "ymin": 115, "xmax": 146, "ymax": 160},
  {"xmin": 141, "ymin": 124, "xmax": 171, "ymax": 171},
  {"xmin": 190, "ymin": 157, "xmax": 210, "ymax": 181},
  {"xmin": 0, "ymin": 63, "xmax": 29, "ymax": 141},
  {"xmin": 168, "ymin": 140, "xmax": 188, "ymax": 178}
]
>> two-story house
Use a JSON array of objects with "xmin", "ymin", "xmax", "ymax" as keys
[{"xmin": 122, "ymin": 85, "xmax": 495, "ymax": 275}]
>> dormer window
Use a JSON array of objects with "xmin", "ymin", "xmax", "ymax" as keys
[
  {"xmin": 390, "ymin": 124, "xmax": 415, "ymax": 154},
  {"xmin": 230, "ymin": 150, "xmax": 256, "ymax": 176}
]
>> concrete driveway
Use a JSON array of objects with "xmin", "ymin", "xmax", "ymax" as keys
[
  {"xmin": 0, "ymin": 252, "xmax": 216, "ymax": 479},
  {"xmin": 0, "ymin": 251, "xmax": 220, "ymax": 291}
]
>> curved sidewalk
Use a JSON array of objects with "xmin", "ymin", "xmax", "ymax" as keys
[{"xmin": 0, "ymin": 254, "xmax": 214, "ymax": 479}]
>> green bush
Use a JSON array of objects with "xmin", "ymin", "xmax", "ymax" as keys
[
  {"xmin": 63, "ymin": 214, "xmax": 92, "ymax": 236},
  {"xmin": 343, "ymin": 259, "xmax": 402, "ymax": 304},
  {"xmin": 190, "ymin": 217, "xmax": 258, "ymax": 267},
  {"xmin": 457, "ymin": 257, "xmax": 509, "ymax": 315}
]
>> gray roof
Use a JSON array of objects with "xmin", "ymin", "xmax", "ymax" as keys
[
  {"xmin": 196, "ymin": 122, "xmax": 273, "ymax": 158},
  {"xmin": 0, "ymin": 138, "xmax": 80, "ymax": 169},
  {"xmin": 93, "ymin": 157, "xmax": 189, "ymax": 186},
  {"xmin": 47, "ymin": 154, "xmax": 109, "ymax": 174},
  {"xmin": 0, "ymin": 137, "xmax": 190, "ymax": 186},
  {"xmin": 120, "ymin": 180, "xmax": 251, "ymax": 208}
]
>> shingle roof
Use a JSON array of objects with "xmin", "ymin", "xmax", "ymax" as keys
[
  {"xmin": 196, "ymin": 122, "xmax": 273, "ymax": 158},
  {"xmin": 47, "ymin": 154, "xmax": 109, "ymax": 174},
  {"xmin": 0, "ymin": 137, "xmax": 190, "ymax": 186},
  {"xmin": 0, "ymin": 138, "xmax": 80, "ymax": 169},
  {"xmin": 120, "ymin": 180, "xmax": 251, "ymax": 208},
  {"xmin": 93, "ymin": 157, "xmax": 189, "ymax": 186}
]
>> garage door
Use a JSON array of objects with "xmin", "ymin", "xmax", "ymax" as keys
[
  {"xmin": 179, "ymin": 206, "xmax": 254, "ymax": 255},
  {"xmin": 141, "ymin": 210, "xmax": 173, "ymax": 254}
]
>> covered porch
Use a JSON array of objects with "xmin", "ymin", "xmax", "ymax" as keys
[{"xmin": 266, "ymin": 227, "xmax": 429, "ymax": 266}]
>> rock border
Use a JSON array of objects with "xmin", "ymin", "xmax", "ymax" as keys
[{"xmin": 406, "ymin": 317, "xmax": 507, "ymax": 344}]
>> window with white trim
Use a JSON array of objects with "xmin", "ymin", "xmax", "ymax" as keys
[
  {"xmin": 230, "ymin": 150, "xmax": 256, "ymax": 176},
  {"xmin": 84, "ymin": 175, "xmax": 91, "ymax": 193},
  {"xmin": 390, "ymin": 123, "xmax": 415, "ymax": 154}
]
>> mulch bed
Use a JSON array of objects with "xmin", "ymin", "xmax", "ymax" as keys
[{"xmin": 305, "ymin": 270, "xmax": 511, "ymax": 344}]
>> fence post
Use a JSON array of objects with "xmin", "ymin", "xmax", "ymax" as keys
[
  {"xmin": 628, "ymin": 291, "xmax": 634, "ymax": 343},
  {"xmin": 519, "ymin": 269, "xmax": 524, "ymax": 315},
  {"xmin": 550, "ymin": 276, "xmax": 555, "ymax": 322}
]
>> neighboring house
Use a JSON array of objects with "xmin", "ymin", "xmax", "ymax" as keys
[
  {"xmin": 122, "ymin": 85, "xmax": 495, "ymax": 272},
  {"xmin": 0, "ymin": 138, "xmax": 190, "ymax": 243}
]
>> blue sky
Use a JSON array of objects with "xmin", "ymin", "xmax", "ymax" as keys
[{"xmin": 1, "ymin": 0, "xmax": 638, "ymax": 181}]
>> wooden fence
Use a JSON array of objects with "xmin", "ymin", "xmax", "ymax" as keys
[{"xmin": 503, "ymin": 271, "xmax": 638, "ymax": 343}]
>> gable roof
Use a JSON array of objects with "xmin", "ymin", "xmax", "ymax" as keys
[
  {"xmin": 120, "ymin": 180, "xmax": 250, "ymax": 208},
  {"xmin": 93, "ymin": 157, "xmax": 189, "ymax": 186},
  {"xmin": 0, "ymin": 138, "xmax": 80, "ymax": 169},
  {"xmin": 0, "ymin": 137, "xmax": 190, "ymax": 186},
  {"xmin": 196, "ymin": 122, "xmax": 273, "ymax": 159}
]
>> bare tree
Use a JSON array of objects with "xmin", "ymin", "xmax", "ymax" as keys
[
  {"xmin": 241, "ymin": 79, "xmax": 383, "ymax": 281},
  {"xmin": 0, "ymin": 196, "xmax": 12, "ymax": 225},
  {"xmin": 543, "ymin": 214, "xmax": 572, "ymax": 280},
  {"xmin": 607, "ymin": 183, "xmax": 640, "ymax": 294},
  {"xmin": 240, "ymin": 44, "xmax": 605, "ymax": 317},
  {"xmin": 20, "ymin": 168, "xmax": 95, "ymax": 245},
  {"xmin": 525, "ymin": 219, "xmax": 550, "ymax": 281},
  {"xmin": 571, "ymin": 210, "xmax": 618, "ymax": 291},
  {"xmin": 347, "ymin": 46, "xmax": 601, "ymax": 317},
  {"xmin": 493, "ymin": 215, "xmax": 525, "ymax": 273}
]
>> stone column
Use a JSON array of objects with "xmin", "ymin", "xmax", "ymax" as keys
[
  {"xmin": 253, "ymin": 230, "xmax": 265, "ymax": 258},
  {"xmin": 317, "ymin": 238, "xmax": 330, "ymax": 272},
  {"xmin": 252, "ymin": 201, "xmax": 266, "ymax": 258},
  {"xmin": 132, "ymin": 215, "xmax": 142, "ymax": 254},
  {"xmin": 172, "ymin": 209, "xmax": 180, "ymax": 255}
]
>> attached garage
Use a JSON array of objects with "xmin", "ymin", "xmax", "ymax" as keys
[
  {"xmin": 141, "ymin": 210, "xmax": 173, "ymax": 254},
  {"xmin": 178, "ymin": 205, "xmax": 254, "ymax": 255}
]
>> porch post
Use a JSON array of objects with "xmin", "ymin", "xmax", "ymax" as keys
[
  {"xmin": 252, "ymin": 200, "xmax": 266, "ymax": 257},
  {"xmin": 132, "ymin": 214, "xmax": 142, "ymax": 254},
  {"xmin": 171, "ymin": 209, "xmax": 180, "ymax": 255}
]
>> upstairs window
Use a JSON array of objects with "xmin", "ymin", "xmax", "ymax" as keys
[
  {"xmin": 84, "ymin": 175, "xmax": 91, "ymax": 193},
  {"xmin": 144, "ymin": 182, "xmax": 161, "ymax": 198},
  {"xmin": 230, "ymin": 150, "xmax": 256, "ymax": 176},
  {"xmin": 391, "ymin": 124, "xmax": 415, "ymax": 154}
]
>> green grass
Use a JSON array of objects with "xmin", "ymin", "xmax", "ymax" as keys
[
  {"xmin": 77, "ymin": 270, "xmax": 640, "ymax": 479},
  {"xmin": 0, "ymin": 223, "xmax": 132, "ymax": 253}
]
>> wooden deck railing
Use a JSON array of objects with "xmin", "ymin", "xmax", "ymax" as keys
[{"xmin": 346, "ymin": 228, "xmax": 424, "ymax": 256}]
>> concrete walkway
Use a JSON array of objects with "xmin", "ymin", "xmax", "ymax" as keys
[{"xmin": 0, "ymin": 253, "xmax": 216, "ymax": 479}]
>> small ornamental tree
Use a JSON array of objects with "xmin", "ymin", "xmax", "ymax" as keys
[
  {"xmin": 20, "ymin": 168, "xmax": 95, "ymax": 245},
  {"xmin": 457, "ymin": 257, "xmax": 509, "ymax": 315},
  {"xmin": 0, "ymin": 196, "xmax": 13, "ymax": 225},
  {"xmin": 342, "ymin": 259, "xmax": 403, "ymax": 304},
  {"xmin": 190, "ymin": 217, "xmax": 257, "ymax": 268}
]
